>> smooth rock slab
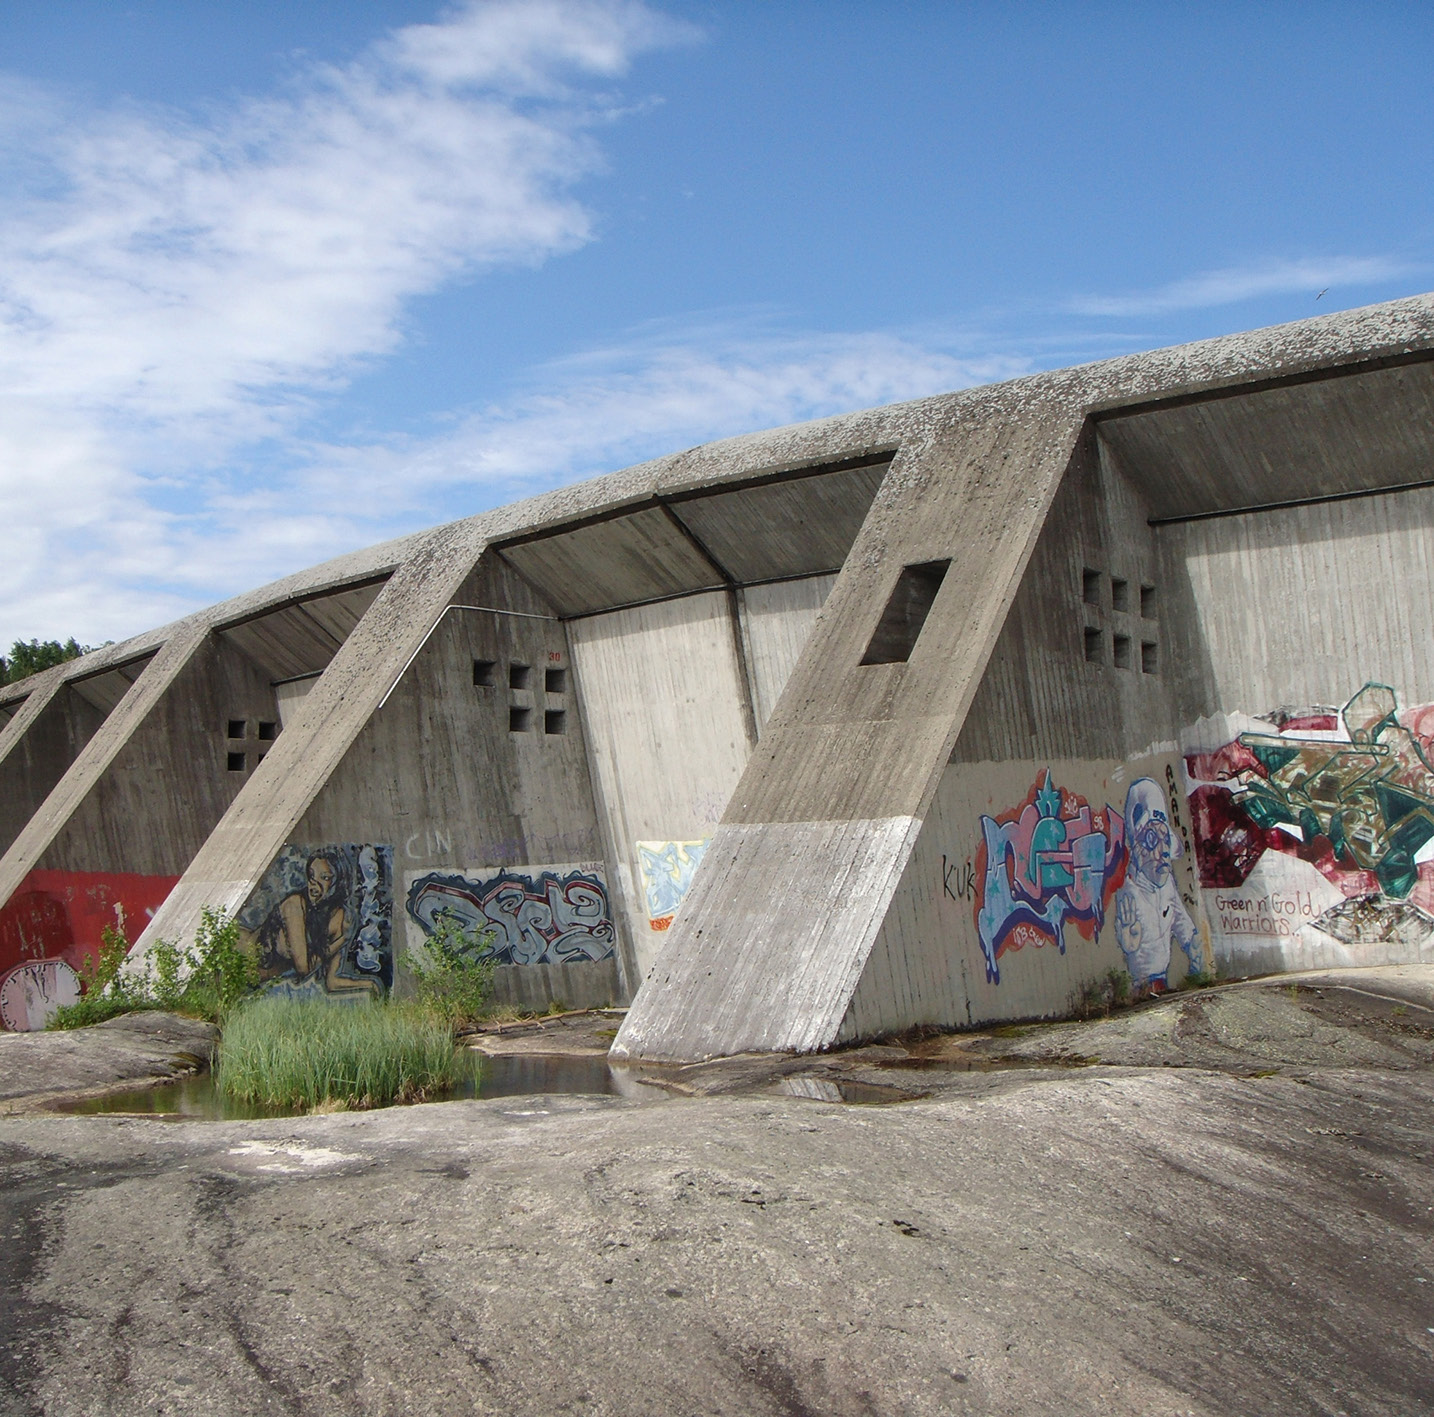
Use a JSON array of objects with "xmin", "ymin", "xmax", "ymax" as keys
[
  {"xmin": 2, "ymin": 1064, "xmax": 1431, "ymax": 1416},
  {"xmin": 0, "ymin": 1012, "xmax": 215, "ymax": 1112}
]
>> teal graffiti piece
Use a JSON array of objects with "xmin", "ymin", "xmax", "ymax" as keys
[
  {"xmin": 1375, "ymin": 848, "xmax": 1418, "ymax": 900},
  {"xmin": 1031, "ymin": 814, "xmax": 1074, "ymax": 892},
  {"xmin": 1375, "ymin": 781, "xmax": 1424, "ymax": 828},
  {"xmin": 1249, "ymin": 744, "xmax": 1300, "ymax": 775}
]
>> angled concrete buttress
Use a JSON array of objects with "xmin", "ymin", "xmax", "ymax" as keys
[
  {"xmin": 612, "ymin": 295, "xmax": 1434, "ymax": 1060},
  {"xmin": 8, "ymin": 294, "xmax": 1434, "ymax": 1049},
  {"xmin": 132, "ymin": 521, "xmax": 491, "ymax": 961}
]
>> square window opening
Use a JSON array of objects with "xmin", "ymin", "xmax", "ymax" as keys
[
  {"xmin": 509, "ymin": 706, "xmax": 532, "ymax": 733},
  {"xmin": 257, "ymin": 721, "xmax": 277, "ymax": 741},
  {"xmin": 545, "ymin": 709, "xmax": 567, "ymax": 735},
  {"xmin": 1113, "ymin": 634, "xmax": 1132, "ymax": 669},
  {"xmin": 860, "ymin": 559, "xmax": 951, "ymax": 665},
  {"xmin": 1084, "ymin": 627, "xmax": 1103, "ymax": 663},
  {"xmin": 545, "ymin": 667, "xmax": 567, "ymax": 694},
  {"xmin": 1142, "ymin": 641, "xmax": 1159, "ymax": 675},
  {"xmin": 509, "ymin": 663, "xmax": 532, "ymax": 690},
  {"xmin": 473, "ymin": 659, "xmax": 497, "ymax": 687},
  {"xmin": 226, "ymin": 719, "xmax": 246, "ymax": 739},
  {"xmin": 226, "ymin": 751, "xmax": 246, "ymax": 772},
  {"xmin": 1140, "ymin": 584, "xmax": 1157, "ymax": 619},
  {"xmin": 1082, "ymin": 568, "xmax": 1102, "ymax": 606},
  {"xmin": 1111, "ymin": 577, "xmax": 1130, "ymax": 612}
]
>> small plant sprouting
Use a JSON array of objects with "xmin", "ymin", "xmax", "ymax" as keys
[
  {"xmin": 404, "ymin": 913, "xmax": 498, "ymax": 1028},
  {"xmin": 1070, "ymin": 968, "xmax": 1135, "ymax": 1021},
  {"xmin": 48, "ymin": 905, "xmax": 258, "ymax": 1029}
]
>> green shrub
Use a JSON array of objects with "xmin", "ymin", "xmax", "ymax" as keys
[
  {"xmin": 1070, "ymin": 967, "xmax": 1135, "ymax": 1020},
  {"xmin": 48, "ymin": 923, "xmax": 159, "ymax": 1029},
  {"xmin": 404, "ymin": 915, "xmax": 497, "ymax": 1027},
  {"xmin": 48, "ymin": 906, "xmax": 258, "ymax": 1029},
  {"xmin": 217, "ymin": 996, "xmax": 460, "ymax": 1109}
]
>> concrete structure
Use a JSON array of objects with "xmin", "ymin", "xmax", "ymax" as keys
[{"xmin": 4, "ymin": 294, "xmax": 1434, "ymax": 1057}]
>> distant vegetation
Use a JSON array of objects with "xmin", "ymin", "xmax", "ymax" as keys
[{"xmin": 2, "ymin": 637, "xmax": 99, "ymax": 684}]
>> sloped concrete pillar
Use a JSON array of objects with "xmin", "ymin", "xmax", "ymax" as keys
[
  {"xmin": 132, "ymin": 522, "xmax": 490, "ymax": 960},
  {"xmin": 612, "ymin": 396, "xmax": 1090, "ymax": 1061}
]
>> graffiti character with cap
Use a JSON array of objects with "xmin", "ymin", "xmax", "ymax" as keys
[{"xmin": 1113, "ymin": 777, "xmax": 1202, "ymax": 993}]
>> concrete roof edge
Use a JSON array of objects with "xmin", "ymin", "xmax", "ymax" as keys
[{"xmin": 5, "ymin": 290, "xmax": 1429, "ymax": 707}]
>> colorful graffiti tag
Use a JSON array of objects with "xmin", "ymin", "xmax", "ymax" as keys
[
  {"xmin": 1189, "ymin": 683, "xmax": 1434, "ymax": 898},
  {"xmin": 1113, "ymin": 778, "xmax": 1202, "ymax": 990},
  {"xmin": 238, "ymin": 844, "xmax": 394, "ymax": 999},
  {"xmin": 404, "ymin": 865, "xmax": 615, "ymax": 966},
  {"xmin": 636, "ymin": 840, "xmax": 710, "ymax": 932},
  {"xmin": 974, "ymin": 771, "xmax": 1126, "ymax": 984},
  {"xmin": 0, "ymin": 869, "xmax": 179, "ymax": 981}
]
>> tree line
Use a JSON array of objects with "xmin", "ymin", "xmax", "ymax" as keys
[{"xmin": 1, "ymin": 638, "xmax": 99, "ymax": 685}]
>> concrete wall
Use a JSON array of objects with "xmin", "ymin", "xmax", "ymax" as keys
[
  {"xmin": 840, "ymin": 431, "xmax": 1194, "ymax": 1037},
  {"xmin": 1158, "ymin": 484, "xmax": 1434, "ymax": 978},
  {"xmin": 568, "ymin": 591, "xmax": 754, "ymax": 981},
  {"xmin": 0, "ymin": 686, "xmax": 108, "ymax": 859},
  {"xmin": 740, "ymin": 575, "xmax": 836, "ymax": 734},
  {"xmin": 0, "ymin": 634, "xmax": 278, "ymax": 979},
  {"xmin": 284, "ymin": 554, "xmax": 619, "ymax": 1010}
]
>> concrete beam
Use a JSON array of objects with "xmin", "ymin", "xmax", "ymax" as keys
[{"xmin": 132, "ymin": 521, "xmax": 490, "ymax": 958}]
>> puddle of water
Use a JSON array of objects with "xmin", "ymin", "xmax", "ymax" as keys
[
  {"xmin": 873, "ymin": 1053, "xmax": 1054, "ymax": 1072},
  {"xmin": 776, "ymin": 1075, "xmax": 926, "ymax": 1105},
  {"xmin": 62, "ymin": 1052, "xmax": 658, "ymax": 1119}
]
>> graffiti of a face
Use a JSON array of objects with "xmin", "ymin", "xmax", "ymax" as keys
[
  {"xmin": 1126, "ymin": 778, "xmax": 1179, "ymax": 887},
  {"xmin": 306, "ymin": 856, "xmax": 336, "ymax": 906}
]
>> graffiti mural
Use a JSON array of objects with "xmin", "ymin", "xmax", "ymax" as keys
[
  {"xmin": 1187, "ymin": 683, "xmax": 1434, "ymax": 948},
  {"xmin": 238, "ymin": 844, "xmax": 393, "ymax": 999},
  {"xmin": 1112, "ymin": 778, "xmax": 1202, "ymax": 991},
  {"xmin": 0, "ymin": 958, "xmax": 80, "ymax": 1031},
  {"xmin": 0, "ymin": 869, "xmax": 179, "ymax": 981},
  {"xmin": 974, "ymin": 771, "xmax": 1126, "ymax": 984},
  {"xmin": 404, "ymin": 865, "xmax": 615, "ymax": 966},
  {"xmin": 636, "ymin": 840, "xmax": 710, "ymax": 933}
]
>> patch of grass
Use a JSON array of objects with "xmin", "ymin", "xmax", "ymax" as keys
[
  {"xmin": 217, "ymin": 996, "xmax": 461, "ymax": 1110},
  {"xmin": 1179, "ymin": 968, "xmax": 1217, "ymax": 990},
  {"xmin": 48, "ymin": 923, "xmax": 157, "ymax": 1029}
]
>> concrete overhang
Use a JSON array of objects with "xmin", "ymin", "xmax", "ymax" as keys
[{"xmin": 1094, "ymin": 350, "xmax": 1434, "ymax": 523}]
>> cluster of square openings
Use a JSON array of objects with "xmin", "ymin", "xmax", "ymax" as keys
[
  {"xmin": 225, "ymin": 717, "xmax": 278, "ymax": 771},
  {"xmin": 473, "ymin": 658, "xmax": 568, "ymax": 735},
  {"xmin": 1082, "ymin": 569, "xmax": 1158, "ymax": 675}
]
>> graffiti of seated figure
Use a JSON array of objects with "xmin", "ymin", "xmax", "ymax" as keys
[
  {"xmin": 248, "ymin": 852, "xmax": 378, "ymax": 997},
  {"xmin": 1114, "ymin": 778, "xmax": 1201, "ymax": 993}
]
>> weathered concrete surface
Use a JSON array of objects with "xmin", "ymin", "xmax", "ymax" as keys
[
  {"xmin": 0, "ymin": 1012, "xmax": 215, "ymax": 1115},
  {"xmin": 4, "ymin": 987, "xmax": 1434, "ymax": 1415}
]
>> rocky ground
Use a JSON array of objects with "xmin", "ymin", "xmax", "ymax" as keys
[{"xmin": 1, "ymin": 972, "xmax": 1432, "ymax": 1415}]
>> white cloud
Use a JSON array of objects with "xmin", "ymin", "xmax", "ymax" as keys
[
  {"xmin": 302, "ymin": 322, "xmax": 1032, "ymax": 513},
  {"xmin": 1067, "ymin": 255, "xmax": 1418, "ymax": 318},
  {"xmin": 101, "ymin": 320, "xmax": 1031, "ymax": 624},
  {"xmin": 0, "ymin": 0, "xmax": 692, "ymax": 646}
]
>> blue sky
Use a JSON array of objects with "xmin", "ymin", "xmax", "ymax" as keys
[{"xmin": 0, "ymin": 1, "xmax": 1430, "ymax": 648}]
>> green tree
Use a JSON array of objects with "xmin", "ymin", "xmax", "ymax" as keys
[{"xmin": 1, "ymin": 638, "xmax": 95, "ymax": 684}]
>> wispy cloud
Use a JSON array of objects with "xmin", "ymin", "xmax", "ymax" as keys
[
  {"xmin": 0, "ymin": 0, "xmax": 693, "ymax": 644},
  {"xmin": 122, "ymin": 319, "xmax": 1033, "ymax": 615},
  {"xmin": 1067, "ymin": 255, "xmax": 1419, "ymax": 318}
]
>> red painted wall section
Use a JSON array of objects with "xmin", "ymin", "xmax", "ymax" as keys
[{"xmin": 0, "ymin": 870, "xmax": 180, "ymax": 979}]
